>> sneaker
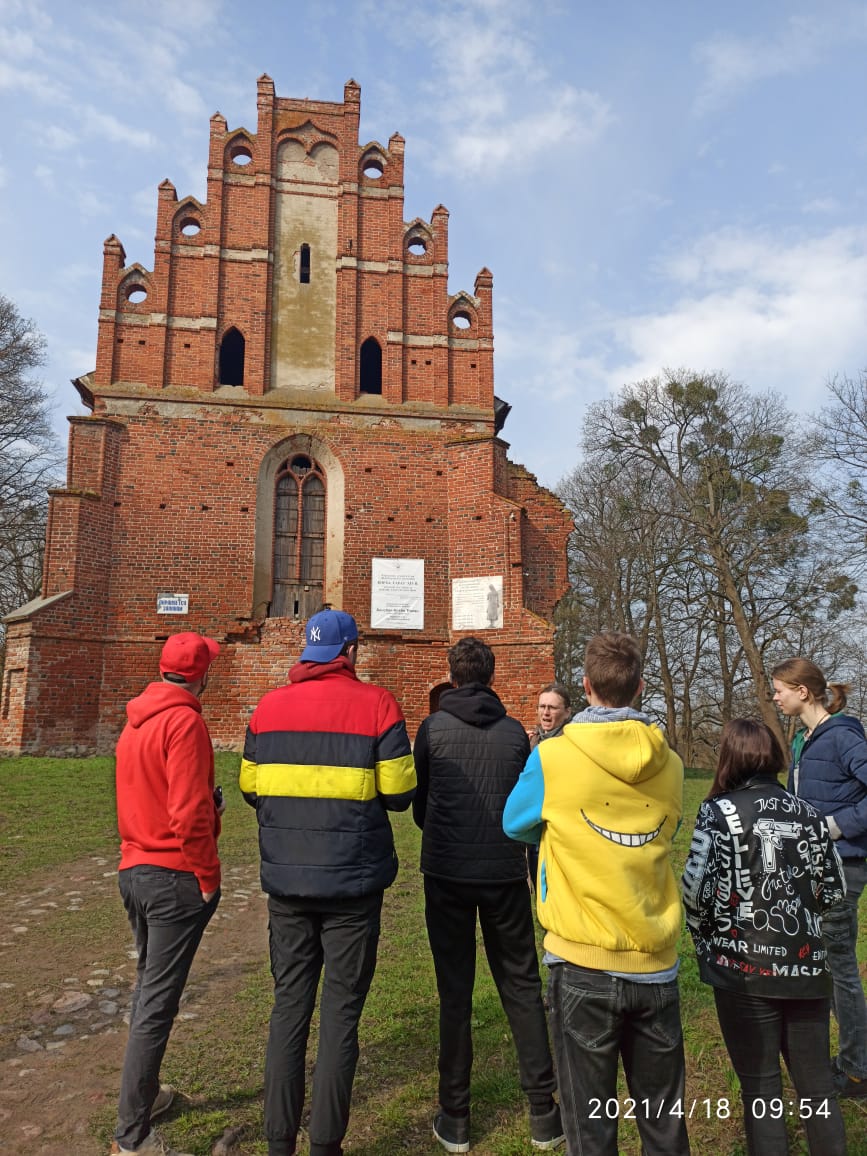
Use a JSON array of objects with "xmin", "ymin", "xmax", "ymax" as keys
[
  {"xmin": 530, "ymin": 1103, "xmax": 566, "ymax": 1150},
  {"xmin": 109, "ymin": 1129, "xmax": 194, "ymax": 1156},
  {"xmin": 433, "ymin": 1109, "xmax": 470, "ymax": 1153},
  {"xmin": 835, "ymin": 1069, "xmax": 867, "ymax": 1098},
  {"xmin": 151, "ymin": 1084, "xmax": 175, "ymax": 1119}
]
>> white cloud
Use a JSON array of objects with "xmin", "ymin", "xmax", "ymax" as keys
[
  {"xmin": 2, "ymin": 28, "xmax": 37, "ymax": 59},
  {"xmin": 162, "ymin": 76, "xmax": 209, "ymax": 123},
  {"xmin": 80, "ymin": 107, "xmax": 157, "ymax": 150},
  {"xmin": 32, "ymin": 122, "xmax": 78, "ymax": 150},
  {"xmin": 33, "ymin": 163, "xmax": 54, "ymax": 189},
  {"xmin": 693, "ymin": 10, "xmax": 867, "ymax": 115},
  {"xmin": 0, "ymin": 60, "xmax": 67, "ymax": 102},
  {"xmin": 132, "ymin": 184, "xmax": 160, "ymax": 219},
  {"xmin": 77, "ymin": 189, "xmax": 113, "ymax": 218},
  {"xmin": 606, "ymin": 227, "xmax": 867, "ymax": 407},
  {"xmin": 414, "ymin": 0, "xmax": 614, "ymax": 177},
  {"xmin": 447, "ymin": 87, "xmax": 611, "ymax": 176},
  {"xmin": 802, "ymin": 197, "xmax": 841, "ymax": 214},
  {"xmin": 57, "ymin": 261, "xmax": 98, "ymax": 284}
]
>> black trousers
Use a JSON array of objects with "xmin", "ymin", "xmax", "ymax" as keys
[
  {"xmin": 423, "ymin": 874, "xmax": 557, "ymax": 1115},
  {"xmin": 264, "ymin": 891, "xmax": 382, "ymax": 1156},
  {"xmin": 714, "ymin": 988, "xmax": 846, "ymax": 1155}
]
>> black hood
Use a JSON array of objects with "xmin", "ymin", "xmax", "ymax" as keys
[{"xmin": 438, "ymin": 683, "xmax": 506, "ymax": 727}]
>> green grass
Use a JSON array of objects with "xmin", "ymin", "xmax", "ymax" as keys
[
  {"xmin": 2, "ymin": 757, "xmax": 867, "ymax": 1153},
  {"xmin": 0, "ymin": 752, "xmax": 256, "ymax": 888}
]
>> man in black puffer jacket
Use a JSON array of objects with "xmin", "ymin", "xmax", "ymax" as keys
[{"xmin": 413, "ymin": 637, "xmax": 563, "ymax": 1154}]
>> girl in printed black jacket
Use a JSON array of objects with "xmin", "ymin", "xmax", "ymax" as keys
[{"xmin": 682, "ymin": 719, "xmax": 846, "ymax": 1156}]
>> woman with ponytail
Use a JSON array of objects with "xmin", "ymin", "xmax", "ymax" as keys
[{"xmin": 772, "ymin": 657, "xmax": 867, "ymax": 1097}]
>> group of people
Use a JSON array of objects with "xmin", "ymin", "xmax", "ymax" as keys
[{"xmin": 107, "ymin": 616, "xmax": 867, "ymax": 1156}]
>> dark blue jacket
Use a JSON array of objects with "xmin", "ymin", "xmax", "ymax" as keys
[{"xmin": 788, "ymin": 713, "xmax": 867, "ymax": 858}]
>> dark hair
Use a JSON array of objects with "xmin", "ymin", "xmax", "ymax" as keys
[
  {"xmin": 584, "ymin": 632, "xmax": 642, "ymax": 707},
  {"xmin": 448, "ymin": 637, "xmax": 495, "ymax": 687},
  {"xmin": 539, "ymin": 682, "xmax": 571, "ymax": 710},
  {"xmin": 771, "ymin": 656, "xmax": 849, "ymax": 714},
  {"xmin": 707, "ymin": 718, "xmax": 785, "ymax": 800}
]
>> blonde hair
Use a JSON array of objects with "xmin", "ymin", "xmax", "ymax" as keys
[{"xmin": 771, "ymin": 657, "xmax": 850, "ymax": 714}]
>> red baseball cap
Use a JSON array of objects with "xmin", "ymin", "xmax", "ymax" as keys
[{"xmin": 159, "ymin": 632, "xmax": 220, "ymax": 681}]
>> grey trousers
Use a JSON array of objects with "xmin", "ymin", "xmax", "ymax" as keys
[{"xmin": 115, "ymin": 865, "xmax": 219, "ymax": 1150}]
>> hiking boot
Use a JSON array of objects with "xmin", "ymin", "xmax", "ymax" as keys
[
  {"xmin": 433, "ymin": 1109, "xmax": 470, "ymax": 1153},
  {"xmin": 109, "ymin": 1129, "xmax": 193, "ymax": 1156},
  {"xmin": 530, "ymin": 1103, "xmax": 566, "ymax": 1149},
  {"xmin": 150, "ymin": 1084, "xmax": 175, "ymax": 1119}
]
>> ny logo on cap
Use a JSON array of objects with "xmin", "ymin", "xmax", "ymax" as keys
[{"xmin": 310, "ymin": 626, "xmax": 321, "ymax": 642}]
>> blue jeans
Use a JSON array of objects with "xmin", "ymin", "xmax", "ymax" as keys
[
  {"xmin": 115, "ymin": 866, "xmax": 220, "ymax": 1150},
  {"xmin": 547, "ymin": 962, "xmax": 689, "ymax": 1156},
  {"xmin": 824, "ymin": 857, "xmax": 867, "ymax": 1078},
  {"xmin": 264, "ymin": 891, "xmax": 382, "ymax": 1156},
  {"xmin": 714, "ymin": 988, "xmax": 845, "ymax": 1155}
]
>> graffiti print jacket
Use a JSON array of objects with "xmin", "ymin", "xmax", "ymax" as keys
[{"xmin": 682, "ymin": 776, "xmax": 845, "ymax": 998}]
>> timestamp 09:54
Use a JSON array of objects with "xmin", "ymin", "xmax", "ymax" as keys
[
  {"xmin": 748, "ymin": 1098, "xmax": 832, "ymax": 1119},
  {"xmin": 588, "ymin": 1097, "xmax": 832, "ymax": 1120}
]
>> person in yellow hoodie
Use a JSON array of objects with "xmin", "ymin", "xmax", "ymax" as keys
[{"xmin": 504, "ymin": 632, "xmax": 690, "ymax": 1156}]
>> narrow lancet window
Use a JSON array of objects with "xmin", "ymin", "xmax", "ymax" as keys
[
  {"xmin": 219, "ymin": 327, "xmax": 245, "ymax": 386},
  {"xmin": 359, "ymin": 337, "xmax": 382, "ymax": 395}
]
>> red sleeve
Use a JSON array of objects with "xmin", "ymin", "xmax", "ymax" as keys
[{"xmin": 165, "ymin": 710, "xmax": 221, "ymax": 892}]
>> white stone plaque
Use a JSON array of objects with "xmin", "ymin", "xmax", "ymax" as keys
[
  {"xmin": 452, "ymin": 576, "xmax": 503, "ymax": 630},
  {"xmin": 370, "ymin": 558, "xmax": 424, "ymax": 630}
]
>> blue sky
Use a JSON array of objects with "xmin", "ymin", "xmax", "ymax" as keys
[{"xmin": 2, "ymin": 0, "xmax": 866, "ymax": 489}]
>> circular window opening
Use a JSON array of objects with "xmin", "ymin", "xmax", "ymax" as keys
[
  {"xmin": 452, "ymin": 311, "xmax": 472, "ymax": 330},
  {"xmin": 407, "ymin": 238, "xmax": 427, "ymax": 256},
  {"xmin": 179, "ymin": 217, "xmax": 201, "ymax": 236},
  {"xmin": 362, "ymin": 157, "xmax": 384, "ymax": 179},
  {"xmin": 230, "ymin": 144, "xmax": 253, "ymax": 167},
  {"xmin": 126, "ymin": 284, "xmax": 148, "ymax": 304}
]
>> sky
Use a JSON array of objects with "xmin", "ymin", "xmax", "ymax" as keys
[{"xmin": 1, "ymin": 0, "xmax": 866, "ymax": 490}]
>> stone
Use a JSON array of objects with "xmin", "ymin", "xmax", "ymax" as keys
[{"xmin": 51, "ymin": 991, "xmax": 92, "ymax": 1014}]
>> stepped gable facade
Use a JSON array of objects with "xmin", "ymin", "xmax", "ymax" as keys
[{"xmin": 1, "ymin": 77, "xmax": 571, "ymax": 755}]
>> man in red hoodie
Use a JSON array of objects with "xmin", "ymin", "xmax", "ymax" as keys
[{"xmin": 110, "ymin": 632, "xmax": 222, "ymax": 1156}]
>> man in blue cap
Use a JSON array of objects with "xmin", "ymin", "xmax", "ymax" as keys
[{"xmin": 241, "ymin": 608, "xmax": 416, "ymax": 1156}]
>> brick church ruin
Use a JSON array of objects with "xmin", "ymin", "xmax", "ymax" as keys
[{"xmin": 1, "ymin": 77, "xmax": 571, "ymax": 755}]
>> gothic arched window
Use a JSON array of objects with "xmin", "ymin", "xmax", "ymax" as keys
[
  {"xmin": 271, "ymin": 455, "xmax": 326, "ymax": 618},
  {"xmin": 359, "ymin": 336, "xmax": 382, "ymax": 394},
  {"xmin": 219, "ymin": 326, "xmax": 245, "ymax": 386}
]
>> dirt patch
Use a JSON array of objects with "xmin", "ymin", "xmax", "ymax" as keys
[{"xmin": 0, "ymin": 857, "xmax": 268, "ymax": 1155}]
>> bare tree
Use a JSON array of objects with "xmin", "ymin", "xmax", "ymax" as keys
[
  {"xmin": 0, "ymin": 294, "xmax": 59, "ymax": 660},
  {"xmin": 812, "ymin": 371, "xmax": 867, "ymax": 572},
  {"xmin": 580, "ymin": 370, "xmax": 824, "ymax": 748}
]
